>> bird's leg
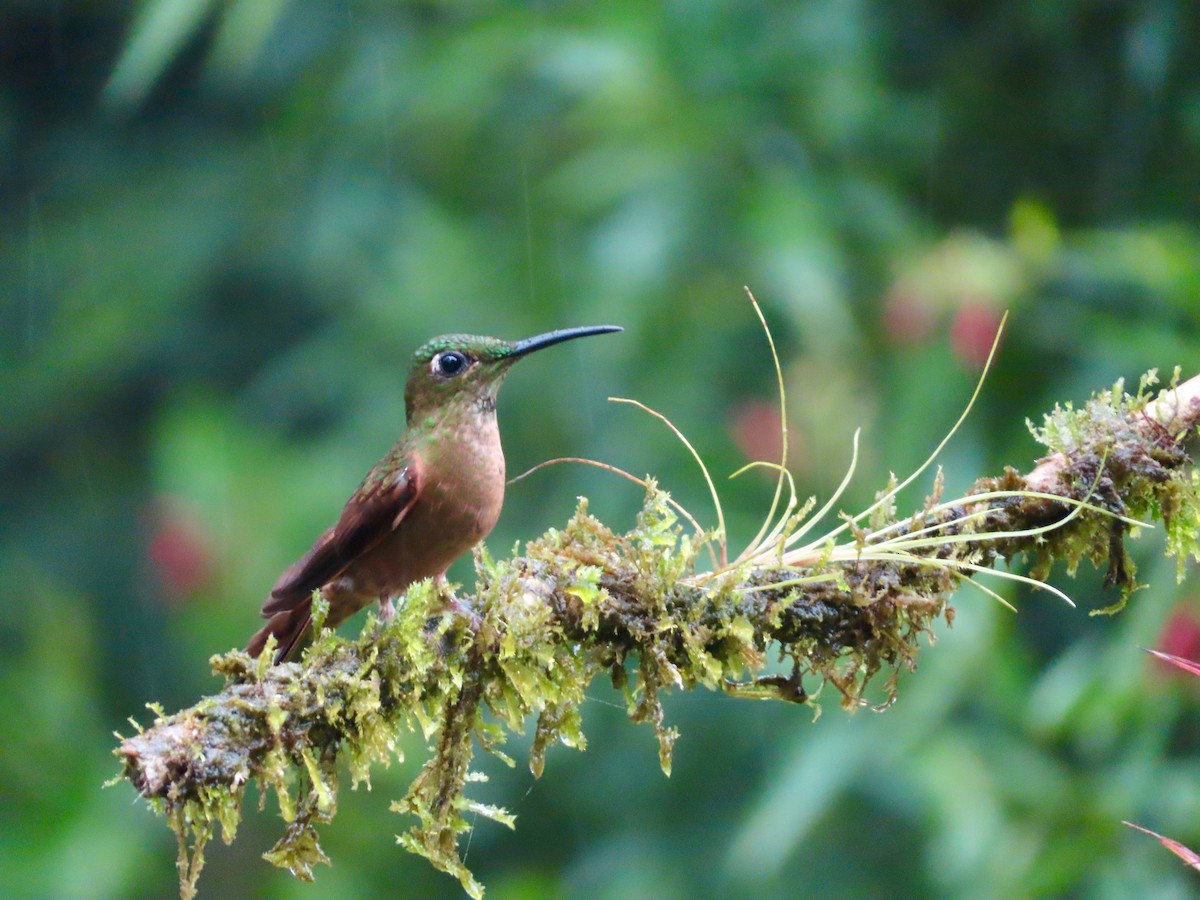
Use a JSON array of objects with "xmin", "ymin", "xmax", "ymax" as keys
[
  {"xmin": 434, "ymin": 574, "xmax": 482, "ymax": 631},
  {"xmin": 434, "ymin": 574, "xmax": 457, "ymax": 607},
  {"xmin": 378, "ymin": 593, "xmax": 396, "ymax": 620}
]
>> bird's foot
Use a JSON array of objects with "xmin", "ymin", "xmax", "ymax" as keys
[
  {"xmin": 433, "ymin": 574, "xmax": 456, "ymax": 603},
  {"xmin": 378, "ymin": 594, "xmax": 396, "ymax": 621},
  {"xmin": 433, "ymin": 576, "xmax": 483, "ymax": 632}
]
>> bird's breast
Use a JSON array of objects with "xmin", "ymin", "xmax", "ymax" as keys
[{"xmin": 358, "ymin": 419, "xmax": 506, "ymax": 594}]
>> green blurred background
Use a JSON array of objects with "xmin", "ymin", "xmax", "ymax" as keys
[{"xmin": 4, "ymin": 2, "xmax": 1200, "ymax": 897}]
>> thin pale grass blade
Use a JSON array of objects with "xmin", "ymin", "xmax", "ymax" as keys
[
  {"xmin": 824, "ymin": 548, "xmax": 1016, "ymax": 612},
  {"xmin": 864, "ymin": 508, "xmax": 991, "ymax": 549},
  {"xmin": 865, "ymin": 489, "xmax": 1151, "ymax": 543},
  {"xmin": 861, "ymin": 449, "xmax": 1120, "ymax": 562},
  {"xmin": 907, "ymin": 554, "xmax": 1075, "ymax": 608},
  {"xmin": 769, "ymin": 429, "xmax": 862, "ymax": 556},
  {"xmin": 1145, "ymin": 648, "xmax": 1200, "ymax": 678},
  {"xmin": 871, "ymin": 493, "xmax": 1094, "ymax": 556},
  {"xmin": 729, "ymin": 461, "xmax": 799, "ymax": 564},
  {"xmin": 737, "ymin": 287, "xmax": 791, "ymax": 562},
  {"xmin": 737, "ymin": 571, "xmax": 845, "ymax": 593},
  {"xmin": 816, "ymin": 554, "xmax": 1012, "ymax": 619},
  {"xmin": 509, "ymin": 456, "xmax": 715, "ymax": 568},
  {"xmin": 812, "ymin": 312, "xmax": 1008, "ymax": 552},
  {"xmin": 610, "ymin": 397, "xmax": 728, "ymax": 566},
  {"xmin": 729, "ymin": 461, "xmax": 798, "ymax": 513},
  {"xmin": 833, "ymin": 547, "xmax": 1073, "ymax": 608},
  {"xmin": 1124, "ymin": 821, "xmax": 1200, "ymax": 872},
  {"xmin": 940, "ymin": 564, "xmax": 1020, "ymax": 611}
]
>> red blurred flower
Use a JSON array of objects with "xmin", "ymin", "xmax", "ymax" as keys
[
  {"xmin": 1153, "ymin": 605, "xmax": 1200, "ymax": 676},
  {"xmin": 882, "ymin": 290, "xmax": 936, "ymax": 346},
  {"xmin": 950, "ymin": 302, "xmax": 1003, "ymax": 371},
  {"xmin": 727, "ymin": 400, "xmax": 788, "ymax": 470},
  {"xmin": 147, "ymin": 499, "xmax": 213, "ymax": 602}
]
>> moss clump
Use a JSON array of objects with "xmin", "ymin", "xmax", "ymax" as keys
[
  {"xmin": 1019, "ymin": 369, "xmax": 1200, "ymax": 611},
  {"xmin": 116, "ymin": 373, "xmax": 1200, "ymax": 899}
]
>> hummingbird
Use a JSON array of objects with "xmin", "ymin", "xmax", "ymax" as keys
[{"xmin": 247, "ymin": 325, "xmax": 622, "ymax": 663}]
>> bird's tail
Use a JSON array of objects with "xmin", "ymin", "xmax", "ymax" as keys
[{"xmin": 246, "ymin": 596, "xmax": 312, "ymax": 664}]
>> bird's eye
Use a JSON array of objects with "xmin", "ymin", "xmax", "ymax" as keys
[{"xmin": 433, "ymin": 350, "xmax": 469, "ymax": 378}]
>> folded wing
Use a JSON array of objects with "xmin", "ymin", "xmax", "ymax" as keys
[{"xmin": 262, "ymin": 464, "xmax": 419, "ymax": 615}]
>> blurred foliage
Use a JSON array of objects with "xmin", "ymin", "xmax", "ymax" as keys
[{"xmin": 3, "ymin": 1, "xmax": 1200, "ymax": 898}]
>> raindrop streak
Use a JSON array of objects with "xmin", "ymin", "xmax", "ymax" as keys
[
  {"xmin": 924, "ymin": 86, "xmax": 943, "ymax": 220},
  {"xmin": 521, "ymin": 159, "xmax": 537, "ymax": 304},
  {"xmin": 553, "ymin": 220, "xmax": 569, "ymax": 299},
  {"xmin": 266, "ymin": 130, "xmax": 284, "ymax": 188},
  {"xmin": 377, "ymin": 49, "xmax": 393, "ymax": 177},
  {"xmin": 25, "ymin": 192, "xmax": 47, "ymax": 353},
  {"xmin": 49, "ymin": 0, "xmax": 66, "ymax": 72},
  {"xmin": 79, "ymin": 217, "xmax": 101, "ymax": 307}
]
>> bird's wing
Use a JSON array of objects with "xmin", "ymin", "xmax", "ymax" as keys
[{"xmin": 262, "ymin": 463, "xmax": 419, "ymax": 614}]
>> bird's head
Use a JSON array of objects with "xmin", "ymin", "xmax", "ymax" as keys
[{"xmin": 404, "ymin": 325, "xmax": 622, "ymax": 422}]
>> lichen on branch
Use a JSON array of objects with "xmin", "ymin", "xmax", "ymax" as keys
[{"xmin": 115, "ymin": 371, "xmax": 1200, "ymax": 899}]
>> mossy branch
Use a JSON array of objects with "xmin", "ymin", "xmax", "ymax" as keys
[{"xmin": 116, "ymin": 370, "xmax": 1200, "ymax": 899}]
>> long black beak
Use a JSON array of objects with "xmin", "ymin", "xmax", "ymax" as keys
[{"xmin": 508, "ymin": 325, "xmax": 623, "ymax": 359}]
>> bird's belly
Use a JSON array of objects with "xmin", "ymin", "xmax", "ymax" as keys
[{"xmin": 347, "ymin": 481, "xmax": 503, "ymax": 599}]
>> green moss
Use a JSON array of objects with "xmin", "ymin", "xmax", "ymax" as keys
[
  {"xmin": 262, "ymin": 816, "xmax": 331, "ymax": 881},
  {"xmin": 1024, "ymin": 369, "xmax": 1200, "ymax": 613},
  {"xmin": 116, "ymin": 372, "xmax": 1200, "ymax": 898}
]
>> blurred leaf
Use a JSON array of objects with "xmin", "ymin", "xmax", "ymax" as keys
[{"xmin": 104, "ymin": 0, "xmax": 217, "ymax": 107}]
